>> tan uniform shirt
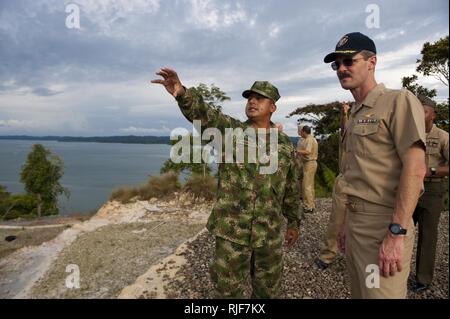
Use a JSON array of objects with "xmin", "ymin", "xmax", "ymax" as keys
[
  {"xmin": 298, "ymin": 135, "xmax": 318, "ymax": 162},
  {"xmin": 342, "ymin": 84, "xmax": 426, "ymax": 208},
  {"xmin": 426, "ymin": 124, "xmax": 449, "ymax": 170}
]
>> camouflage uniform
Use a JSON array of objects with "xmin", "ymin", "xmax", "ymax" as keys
[{"xmin": 175, "ymin": 82, "xmax": 302, "ymax": 298}]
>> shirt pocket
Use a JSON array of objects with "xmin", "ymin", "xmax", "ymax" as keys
[
  {"xmin": 425, "ymin": 140, "xmax": 440, "ymax": 155},
  {"xmin": 351, "ymin": 123, "xmax": 380, "ymax": 155}
]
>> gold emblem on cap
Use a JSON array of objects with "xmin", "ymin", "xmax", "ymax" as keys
[{"xmin": 337, "ymin": 36, "xmax": 349, "ymax": 47}]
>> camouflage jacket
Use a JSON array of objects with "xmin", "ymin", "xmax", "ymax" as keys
[{"xmin": 176, "ymin": 87, "xmax": 302, "ymax": 248}]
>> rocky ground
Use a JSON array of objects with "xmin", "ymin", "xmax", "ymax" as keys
[
  {"xmin": 151, "ymin": 199, "xmax": 449, "ymax": 299},
  {"xmin": 30, "ymin": 221, "xmax": 204, "ymax": 298},
  {"xmin": 0, "ymin": 194, "xmax": 210, "ymax": 299},
  {"xmin": 1, "ymin": 197, "xmax": 448, "ymax": 299}
]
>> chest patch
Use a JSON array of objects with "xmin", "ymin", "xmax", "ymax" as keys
[{"xmin": 357, "ymin": 118, "xmax": 379, "ymax": 124}]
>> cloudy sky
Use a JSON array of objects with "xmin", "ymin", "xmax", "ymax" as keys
[{"xmin": 0, "ymin": 0, "xmax": 448, "ymax": 137}]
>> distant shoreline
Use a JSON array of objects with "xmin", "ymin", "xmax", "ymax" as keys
[
  {"xmin": 0, "ymin": 135, "xmax": 171, "ymax": 145},
  {"xmin": 0, "ymin": 135, "xmax": 300, "ymax": 145}
]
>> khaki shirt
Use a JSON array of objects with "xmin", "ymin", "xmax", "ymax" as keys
[
  {"xmin": 298, "ymin": 135, "xmax": 318, "ymax": 162},
  {"xmin": 426, "ymin": 124, "xmax": 449, "ymax": 169},
  {"xmin": 341, "ymin": 84, "xmax": 426, "ymax": 208}
]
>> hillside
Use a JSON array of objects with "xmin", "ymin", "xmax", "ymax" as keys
[{"xmin": 0, "ymin": 197, "xmax": 448, "ymax": 299}]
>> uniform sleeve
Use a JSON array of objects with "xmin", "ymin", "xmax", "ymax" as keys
[
  {"xmin": 282, "ymin": 150, "xmax": 303, "ymax": 229},
  {"xmin": 176, "ymin": 87, "xmax": 242, "ymax": 132},
  {"xmin": 441, "ymin": 131, "xmax": 449, "ymax": 163},
  {"xmin": 296, "ymin": 139, "xmax": 302, "ymax": 151},
  {"xmin": 389, "ymin": 90, "xmax": 426, "ymax": 160},
  {"xmin": 304, "ymin": 138, "xmax": 312, "ymax": 154}
]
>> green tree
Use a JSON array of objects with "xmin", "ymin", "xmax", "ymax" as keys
[
  {"xmin": 416, "ymin": 36, "xmax": 449, "ymax": 86},
  {"xmin": 161, "ymin": 83, "xmax": 229, "ymax": 177},
  {"xmin": 0, "ymin": 185, "xmax": 10, "ymax": 201},
  {"xmin": 401, "ymin": 75, "xmax": 437, "ymax": 99},
  {"xmin": 401, "ymin": 36, "xmax": 449, "ymax": 132},
  {"xmin": 190, "ymin": 83, "xmax": 230, "ymax": 112},
  {"xmin": 160, "ymin": 134, "xmax": 213, "ymax": 177},
  {"xmin": 20, "ymin": 144, "xmax": 69, "ymax": 217}
]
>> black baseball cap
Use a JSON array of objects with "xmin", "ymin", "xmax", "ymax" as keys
[{"xmin": 324, "ymin": 32, "xmax": 377, "ymax": 63}]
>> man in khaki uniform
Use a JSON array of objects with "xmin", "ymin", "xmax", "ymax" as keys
[
  {"xmin": 297, "ymin": 125, "xmax": 318, "ymax": 213},
  {"xmin": 316, "ymin": 102, "xmax": 350, "ymax": 269},
  {"xmin": 412, "ymin": 95, "xmax": 449, "ymax": 293},
  {"xmin": 324, "ymin": 32, "xmax": 426, "ymax": 298}
]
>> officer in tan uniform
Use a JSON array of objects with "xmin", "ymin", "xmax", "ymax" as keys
[
  {"xmin": 324, "ymin": 32, "xmax": 427, "ymax": 298},
  {"xmin": 297, "ymin": 125, "xmax": 318, "ymax": 213},
  {"xmin": 316, "ymin": 102, "xmax": 350, "ymax": 269},
  {"xmin": 412, "ymin": 95, "xmax": 449, "ymax": 293}
]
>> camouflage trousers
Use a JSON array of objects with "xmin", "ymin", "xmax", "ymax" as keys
[{"xmin": 210, "ymin": 236, "xmax": 283, "ymax": 299}]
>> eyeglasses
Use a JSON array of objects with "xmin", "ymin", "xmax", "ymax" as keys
[{"xmin": 331, "ymin": 57, "xmax": 365, "ymax": 71}]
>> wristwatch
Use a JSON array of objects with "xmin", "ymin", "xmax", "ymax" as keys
[
  {"xmin": 430, "ymin": 167, "xmax": 437, "ymax": 176},
  {"xmin": 389, "ymin": 223, "xmax": 407, "ymax": 235}
]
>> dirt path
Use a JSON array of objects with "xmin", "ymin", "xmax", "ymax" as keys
[
  {"xmin": 30, "ymin": 222, "xmax": 204, "ymax": 298},
  {"xmin": 0, "ymin": 195, "xmax": 210, "ymax": 299}
]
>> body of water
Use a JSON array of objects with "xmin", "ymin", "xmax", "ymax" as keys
[{"xmin": 0, "ymin": 140, "xmax": 172, "ymax": 215}]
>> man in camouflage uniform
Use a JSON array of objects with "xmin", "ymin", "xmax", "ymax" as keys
[{"xmin": 152, "ymin": 68, "xmax": 302, "ymax": 298}]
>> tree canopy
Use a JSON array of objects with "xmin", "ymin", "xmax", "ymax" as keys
[{"xmin": 20, "ymin": 144, "xmax": 69, "ymax": 217}]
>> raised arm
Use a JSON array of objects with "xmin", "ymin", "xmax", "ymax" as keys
[{"xmin": 151, "ymin": 68, "xmax": 185, "ymax": 98}]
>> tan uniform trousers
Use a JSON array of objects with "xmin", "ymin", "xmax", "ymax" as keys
[
  {"xmin": 320, "ymin": 174, "xmax": 347, "ymax": 263},
  {"xmin": 302, "ymin": 160, "xmax": 317, "ymax": 210},
  {"xmin": 345, "ymin": 196, "xmax": 415, "ymax": 299}
]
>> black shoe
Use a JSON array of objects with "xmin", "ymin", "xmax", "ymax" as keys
[
  {"xmin": 304, "ymin": 208, "xmax": 315, "ymax": 214},
  {"xmin": 412, "ymin": 282, "xmax": 429, "ymax": 293},
  {"xmin": 315, "ymin": 259, "xmax": 330, "ymax": 270}
]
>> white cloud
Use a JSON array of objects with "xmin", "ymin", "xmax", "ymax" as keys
[
  {"xmin": 186, "ymin": 0, "xmax": 251, "ymax": 30},
  {"xmin": 374, "ymin": 29, "xmax": 406, "ymax": 41},
  {"xmin": 75, "ymin": 0, "xmax": 161, "ymax": 36},
  {"xmin": 0, "ymin": 119, "xmax": 35, "ymax": 129},
  {"xmin": 377, "ymin": 40, "xmax": 424, "ymax": 69},
  {"xmin": 269, "ymin": 23, "xmax": 280, "ymax": 38},
  {"xmin": 119, "ymin": 126, "xmax": 171, "ymax": 134}
]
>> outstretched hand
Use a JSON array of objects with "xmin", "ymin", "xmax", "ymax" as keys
[{"xmin": 151, "ymin": 68, "xmax": 185, "ymax": 98}]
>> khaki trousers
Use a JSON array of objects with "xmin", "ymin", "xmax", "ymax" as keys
[
  {"xmin": 320, "ymin": 174, "xmax": 347, "ymax": 263},
  {"xmin": 302, "ymin": 160, "xmax": 317, "ymax": 210},
  {"xmin": 345, "ymin": 196, "xmax": 415, "ymax": 299}
]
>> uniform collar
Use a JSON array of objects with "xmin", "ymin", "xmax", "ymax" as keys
[
  {"xmin": 427, "ymin": 124, "xmax": 439, "ymax": 138},
  {"xmin": 352, "ymin": 83, "xmax": 386, "ymax": 114}
]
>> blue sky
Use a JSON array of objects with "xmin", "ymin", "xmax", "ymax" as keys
[{"xmin": 0, "ymin": 0, "xmax": 448, "ymax": 137}]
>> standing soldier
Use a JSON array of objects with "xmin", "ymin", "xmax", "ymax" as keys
[
  {"xmin": 412, "ymin": 95, "xmax": 449, "ymax": 293},
  {"xmin": 151, "ymin": 68, "xmax": 302, "ymax": 298},
  {"xmin": 316, "ymin": 102, "xmax": 350, "ymax": 269},
  {"xmin": 325, "ymin": 32, "xmax": 427, "ymax": 298},
  {"xmin": 297, "ymin": 126, "xmax": 318, "ymax": 213}
]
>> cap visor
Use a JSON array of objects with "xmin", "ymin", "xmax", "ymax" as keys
[
  {"xmin": 324, "ymin": 52, "xmax": 336, "ymax": 63},
  {"xmin": 242, "ymin": 89, "xmax": 273, "ymax": 101},
  {"xmin": 324, "ymin": 51, "xmax": 358, "ymax": 63},
  {"xmin": 242, "ymin": 90, "xmax": 252, "ymax": 99}
]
